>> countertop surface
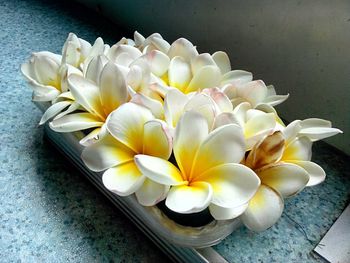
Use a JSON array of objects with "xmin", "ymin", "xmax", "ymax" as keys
[{"xmin": 0, "ymin": 0, "xmax": 349, "ymax": 262}]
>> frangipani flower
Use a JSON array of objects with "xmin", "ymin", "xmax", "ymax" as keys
[
  {"xmin": 163, "ymin": 88, "xmax": 233, "ymax": 130},
  {"xmin": 222, "ymin": 79, "xmax": 289, "ymax": 108},
  {"xmin": 49, "ymin": 60, "xmax": 128, "ymax": 145},
  {"xmin": 135, "ymin": 111, "xmax": 260, "ymax": 218},
  {"xmin": 21, "ymin": 51, "xmax": 68, "ymax": 101},
  {"xmin": 62, "ymin": 33, "xmax": 108, "ymax": 70},
  {"xmin": 233, "ymin": 102, "xmax": 277, "ymax": 150},
  {"xmin": 242, "ymin": 119, "xmax": 342, "ymax": 231},
  {"xmin": 82, "ymin": 102, "xmax": 172, "ymax": 206}
]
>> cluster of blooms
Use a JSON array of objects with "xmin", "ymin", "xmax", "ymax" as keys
[{"xmin": 21, "ymin": 32, "xmax": 342, "ymax": 232}]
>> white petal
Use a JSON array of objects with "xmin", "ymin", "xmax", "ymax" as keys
[
  {"xmin": 54, "ymin": 101, "xmax": 80, "ymax": 120},
  {"xmin": 165, "ymin": 182, "xmax": 213, "ymax": 214},
  {"xmin": 130, "ymin": 93, "xmax": 164, "ymax": 119},
  {"xmin": 174, "ymin": 111, "xmax": 209, "ymax": 176},
  {"xmin": 232, "ymin": 102, "xmax": 251, "ymax": 126},
  {"xmin": 191, "ymin": 124, "xmax": 246, "ymax": 177},
  {"xmin": 213, "ymin": 112, "xmax": 240, "ymax": 129},
  {"xmin": 33, "ymin": 53, "xmax": 60, "ymax": 86},
  {"xmin": 49, "ymin": 112, "xmax": 103, "ymax": 132},
  {"xmin": 237, "ymin": 80, "xmax": 268, "ymax": 107},
  {"xmin": 134, "ymin": 155, "xmax": 184, "ymax": 185},
  {"xmin": 134, "ymin": 31, "xmax": 145, "ymax": 47},
  {"xmin": 106, "ymin": 103, "xmax": 154, "ymax": 153},
  {"xmin": 221, "ymin": 70, "xmax": 253, "ymax": 86},
  {"xmin": 186, "ymin": 65, "xmax": 221, "ymax": 93},
  {"xmin": 32, "ymin": 88, "xmax": 60, "ymax": 101},
  {"xmin": 99, "ymin": 61, "xmax": 128, "ymax": 115},
  {"xmin": 283, "ymin": 137, "xmax": 312, "ymax": 161},
  {"xmin": 84, "ymin": 55, "xmax": 108, "ymax": 84},
  {"xmin": 191, "ymin": 53, "xmax": 216, "ymax": 75},
  {"xmin": 263, "ymin": 94, "xmax": 289, "ymax": 106},
  {"xmin": 168, "ymin": 56, "xmax": 191, "ymax": 92},
  {"xmin": 150, "ymin": 37, "xmax": 171, "ymax": 53},
  {"xmin": 107, "ymin": 44, "xmax": 142, "ymax": 63},
  {"xmin": 258, "ymin": 162, "xmax": 309, "ymax": 197},
  {"xmin": 282, "ymin": 120, "xmax": 301, "ymax": 143},
  {"xmin": 184, "ymin": 93, "xmax": 216, "ymax": 128},
  {"xmin": 212, "ymin": 51, "xmax": 231, "ymax": 74},
  {"xmin": 68, "ymin": 74, "xmax": 105, "ymax": 120},
  {"xmin": 62, "ymin": 34, "xmax": 81, "ymax": 67},
  {"xmin": 209, "ymin": 203, "xmax": 248, "ymax": 220},
  {"xmin": 39, "ymin": 101, "xmax": 71, "ymax": 125},
  {"xmin": 81, "ymin": 134, "xmax": 135, "ymax": 172},
  {"xmin": 291, "ymin": 160, "xmax": 326, "ymax": 187},
  {"xmin": 241, "ymin": 185, "xmax": 284, "ymax": 232},
  {"xmin": 145, "ymin": 50, "xmax": 170, "ymax": 76},
  {"xmin": 143, "ymin": 120, "xmax": 172, "ymax": 160},
  {"xmin": 102, "ymin": 161, "xmax": 145, "ymax": 196},
  {"xmin": 164, "ymin": 89, "xmax": 188, "ymax": 127},
  {"xmin": 135, "ymin": 178, "xmax": 170, "ymax": 206},
  {"xmin": 298, "ymin": 119, "xmax": 343, "ymax": 141},
  {"xmin": 200, "ymin": 163, "xmax": 260, "ymax": 208},
  {"xmin": 199, "ymin": 163, "xmax": 260, "ymax": 208},
  {"xmin": 167, "ymin": 38, "xmax": 198, "ymax": 62}
]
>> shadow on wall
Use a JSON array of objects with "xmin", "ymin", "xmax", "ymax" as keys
[{"xmin": 79, "ymin": 0, "xmax": 349, "ymax": 154}]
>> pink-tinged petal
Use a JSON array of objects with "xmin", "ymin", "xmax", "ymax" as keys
[
  {"xmin": 192, "ymin": 124, "xmax": 246, "ymax": 178},
  {"xmin": 186, "ymin": 65, "xmax": 221, "ymax": 93},
  {"xmin": 257, "ymin": 162, "xmax": 309, "ymax": 197},
  {"xmin": 191, "ymin": 53, "xmax": 216, "ymax": 75},
  {"xmin": 102, "ymin": 161, "xmax": 145, "ymax": 196},
  {"xmin": 213, "ymin": 112, "xmax": 240, "ymax": 130},
  {"xmin": 84, "ymin": 55, "xmax": 108, "ymax": 84},
  {"xmin": 221, "ymin": 83, "xmax": 237, "ymax": 100},
  {"xmin": 168, "ymin": 56, "xmax": 192, "ymax": 92},
  {"xmin": 81, "ymin": 134, "xmax": 135, "ymax": 172},
  {"xmin": 174, "ymin": 111, "xmax": 209, "ymax": 176},
  {"xmin": 49, "ymin": 112, "xmax": 104, "ymax": 132},
  {"xmin": 130, "ymin": 93, "xmax": 164, "ymax": 119},
  {"xmin": 164, "ymin": 89, "xmax": 188, "ymax": 127},
  {"xmin": 106, "ymin": 103, "xmax": 154, "ymax": 153},
  {"xmin": 241, "ymin": 185, "xmax": 284, "ymax": 232},
  {"xmin": 199, "ymin": 163, "xmax": 260, "ymax": 208},
  {"xmin": 209, "ymin": 203, "xmax": 248, "ymax": 220},
  {"xmin": 299, "ymin": 118, "xmax": 343, "ymax": 141},
  {"xmin": 282, "ymin": 137, "xmax": 312, "ymax": 161},
  {"xmin": 99, "ymin": 61, "xmax": 128, "ymax": 115},
  {"xmin": 134, "ymin": 155, "xmax": 184, "ymax": 185},
  {"xmin": 143, "ymin": 120, "xmax": 172, "ymax": 160},
  {"xmin": 68, "ymin": 74, "xmax": 105, "ymax": 120},
  {"xmin": 221, "ymin": 70, "xmax": 253, "ymax": 86},
  {"xmin": 39, "ymin": 101, "xmax": 71, "ymax": 125},
  {"xmin": 184, "ymin": 93, "xmax": 216, "ymax": 129},
  {"xmin": 212, "ymin": 51, "xmax": 231, "ymax": 74},
  {"xmin": 246, "ymin": 131, "xmax": 285, "ymax": 170},
  {"xmin": 237, "ymin": 80, "xmax": 268, "ymax": 107},
  {"xmin": 202, "ymin": 87, "xmax": 233, "ymax": 113},
  {"xmin": 165, "ymin": 182, "xmax": 213, "ymax": 214},
  {"xmin": 144, "ymin": 50, "xmax": 170, "ymax": 76},
  {"xmin": 167, "ymin": 38, "xmax": 198, "ymax": 62},
  {"xmin": 135, "ymin": 178, "xmax": 170, "ymax": 206},
  {"xmin": 291, "ymin": 160, "xmax": 326, "ymax": 187},
  {"xmin": 263, "ymin": 94, "xmax": 289, "ymax": 107}
]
